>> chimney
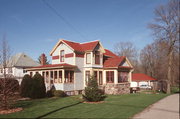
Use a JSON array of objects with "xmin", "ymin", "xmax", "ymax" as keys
[{"xmin": 41, "ymin": 53, "xmax": 46, "ymax": 66}]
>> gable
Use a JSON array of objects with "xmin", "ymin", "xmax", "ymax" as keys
[
  {"xmin": 51, "ymin": 42, "xmax": 74, "ymax": 56},
  {"xmin": 120, "ymin": 60, "xmax": 130, "ymax": 67},
  {"xmin": 119, "ymin": 57, "xmax": 133, "ymax": 67}
]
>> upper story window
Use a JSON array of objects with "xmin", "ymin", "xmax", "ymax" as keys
[
  {"xmin": 95, "ymin": 51, "xmax": 100, "ymax": 64},
  {"xmin": 86, "ymin": 53, "xmax": 91, "ymax": 64},
  {"xmin": 60, "ymin": 50, "xmax": 65, "ymax": 62}
]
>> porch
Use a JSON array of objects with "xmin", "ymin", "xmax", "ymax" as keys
[{"xmin": 26, "ymin": 64, "xmax": 76, "ymax": 92}]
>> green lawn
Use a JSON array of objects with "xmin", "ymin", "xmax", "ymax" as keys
[{"xmin": 0, "ymin": 94, "xmax": 168, "ymax": 118}]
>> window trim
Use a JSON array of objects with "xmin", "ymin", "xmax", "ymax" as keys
[
  {"xmin": 86, "ymin": 53, "xmax": 91, "ymax": 64},
  {"xmin": 106, "ymin": 71, "xmax": 114, "ymax": 83},
  {"xmin": 60, "ymin": 50, "xmax": 65, "ymax": 62},
  {"xmin": 95, "ymin": 51, "xmax": 100, "ymax": 65}
]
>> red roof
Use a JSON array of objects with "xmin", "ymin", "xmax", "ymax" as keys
[
  {"xmin": 132, "ymin": 73, "xmax": 157, "ymax": 81},
  {"xmin": 81, "ymin": 41, "xmax": 99, "ymax": 51},
  {"xmin": 62, "ymin": 40, "xmax": 84, "ymax": 52},
  {"xmin": 62, "ymin": 40, "xmax": 99, "ymax": 52},
  {"xmin": 27, "ymin": 63, "xmax": 76, "ymax": 70},
  {"xmin": 104, "ymin": 49, "xmax": 118, "ymax": 57},
  {"xmin": 103, "ymin": 56, "xmax": 126, "ymax": 68}
]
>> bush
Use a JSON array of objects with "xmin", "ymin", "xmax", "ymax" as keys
[
  {"xmin": 20, "ymin": 74, "xmax": 32, "ymax": 97},
  {"xmin": 171, "ymin": 86, "xmax": 180, "ymax": 93},
  {"xmin": 53, "ymin": 90, "xmax": 66, "ymax": 97},
  {"xmin": 30, "ymin": 73, "xmax": 46, "ymax": 99},
  {"xmin": 83, "ymin": 76, "xmax": 106, "ymax": 102},
  {"xmin": 46, "ymin": 90, "xmax": 54, "ymax": 97}
]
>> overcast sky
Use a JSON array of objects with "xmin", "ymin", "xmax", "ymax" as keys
[{"xmin": 0, "ymin": 0, "xmax": 168, "ymax": 62}]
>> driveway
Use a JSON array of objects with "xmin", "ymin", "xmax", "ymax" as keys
[{"xmin": 133, "ymin": 94, "xmax": 179, "ymax": 119}]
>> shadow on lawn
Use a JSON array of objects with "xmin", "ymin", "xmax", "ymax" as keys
[{"xmin": 36, "ymin": 101, "xmax": 82, "ymax": 119}]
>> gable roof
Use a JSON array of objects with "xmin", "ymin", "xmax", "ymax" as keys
[
  {"xmin": 104, "ymin": 49, "xmax": 118, "ymax": 57},
  {"xmin": 104, "ymin": 56, "xmax": 126, "ymax": 68},
  {"xmin": 50, "ymin": 39, "xmax": 104, "ymax": 56},
  {"xmin": 80, "ymin": 40, "xmax": 99, "ymax": 51},
  {"xmin": 132, "ymin": 73, "xmax": 157, "ymax": 81},
  {"xmin": 8, "ymin": 53, "xmax": 40, "ymax": 68}
]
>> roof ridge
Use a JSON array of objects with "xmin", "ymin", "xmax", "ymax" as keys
[
  {"xmin": 80, "ymin": 40, "xmax": 99, "ymax": 44},
  {"xmin": 62, "ymin": 39, "xmax": 80, "ymax": 44}
]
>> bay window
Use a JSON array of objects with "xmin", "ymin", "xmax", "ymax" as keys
[
  {"xmin": 118, "ymin": 72, "xmax": 128, "ymax": 83},
  {"xmin": 106, "ymin": 71, "xmax": 114, "ymax": 83}
]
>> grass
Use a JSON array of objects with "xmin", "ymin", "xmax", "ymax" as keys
[{"xmin": 0, "ymin": 94, "xmax": 168, "ymax": 118}]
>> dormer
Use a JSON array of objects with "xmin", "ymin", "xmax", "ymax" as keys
[{"xmin": 83, "ymin": 41, "xmax": 105, "ymax": 67}]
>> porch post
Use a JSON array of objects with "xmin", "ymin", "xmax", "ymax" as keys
[
  {"xmin": 62, "ymin": 69, "xmax": 65, "ymax": 83},
  {"xmin": 57, "ymin": 70, "xmax": 59, "ymax": 83},
  {"xmin": 114, "ymin": 70, "xmax": 118, "ymax": 84},
  {"xmin": 129, "ymin": 70, "xmax": 133, "ymax": 82},
  {"xmin": 103, "ymin": 70, "xmax": 106, "ymax": 85},
  {"xmin": 48, "ymin": 70, "xmax": 51, "ymax": 90}
]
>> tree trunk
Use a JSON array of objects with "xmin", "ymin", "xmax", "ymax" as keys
[{"xmin": 166, "ymin": 50, "xmax": 173, "ymax": 94}]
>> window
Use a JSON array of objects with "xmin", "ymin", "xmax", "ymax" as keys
[
  {"xmin": 46, "ymin": 71, "xmax": 49, "ymax": 83},
  {"xmin": 54, "ymin": 71, "xmax": 57, "ymax": 83},
  {"xmin": 106, "ymin": 71, "xmax": 114, "ymax": 83},
  {"xmin": 86, "ymin": 53, "xmax": 91, "ymax": 64},
  {"xmin": 23, "ymin": 69, "xmax": 27, "ymax": 73},
  {"xmin": 30, "ymin": 72, "xmax": 33, "ymax": 77},
  {"xmin": 65, "ymin": 71, "xmax": 74, "ymax": 83},
  {"xmin": 94, "ymin": 71, "xmax": 97, "ymax": 80},
  {"xmin": 0, "ymin": 68, "xmax": 3, "ymax": 73},
  {"xmin": 85, "ymin": 71, "xmax": 90, "ymax": 84},
  {"xmin": 95, "ymin": 51, "xmax": 100, "ymax": 64},
  {"xmin": 118, "ymin": 72, "xmax": 128, "ymax": 83},
  {"xmin": 50, "ymin": 71, "xmax": 53, "ymax": 84},
  {"xmin": 60, "ymin": 50, "xmax": 65, "ymax": 62},
  {"xmin": 42, "ymin": 72, "xmax": 45, "ymax": 77},
  {"xmin": 99, "ymin": 71, "xmax": 103, "ymax": 85},
  {"xmin": 59, "ymin": 71, "xmax": 62, "ymax": 83}
]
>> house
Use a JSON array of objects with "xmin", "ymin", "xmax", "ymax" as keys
[
  {"xmin": 26, "ymin": 39, "xmax": 134, "ymax": 95},
  {"xmin": 130, "ymin": 73, "xmax": 157, "ymax": 90},
  {"xmin": 0, "ymin": 53, "xmax": 40, "ymax": 84}
]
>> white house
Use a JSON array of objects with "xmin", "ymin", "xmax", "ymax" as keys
[
  {"xmin": 26, "ymin": 39, "xmax": 134, "ymax": 95},
  {"xmin": 0, "ymin": 53, "xmax": 40, "ymax": 84}
]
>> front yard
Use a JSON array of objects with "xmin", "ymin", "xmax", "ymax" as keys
[{"xmin": 0, "ymin": 94, "xmax": 168, "ymax": 118}]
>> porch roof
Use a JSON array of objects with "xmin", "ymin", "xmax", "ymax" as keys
[{"xmin": 26, "ymin": 63, "xmax": 76, "ymax": 71}]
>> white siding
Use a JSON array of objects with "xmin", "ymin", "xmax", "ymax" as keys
[
  {"xmin": 52, "ymin": 43, "xmax": 75, "ymax": 65},
  {"xmin": 74, "ymin": 57, "xmax": 84, "ymax": 90}
]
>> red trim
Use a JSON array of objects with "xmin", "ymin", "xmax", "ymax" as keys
[
  {"xmin": 52, "ymin": 55, "xmax": 59, "ymax": 60},
  {"xmin": 76, "ymin": 54, "xmax": 84, "ymax": 58},
  {"xmin": 65, "ymin": 53, "xmax": 74, "ymax": 58}
]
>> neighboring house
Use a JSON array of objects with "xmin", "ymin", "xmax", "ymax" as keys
[
  {"xmin": 130, "ymin": 73, "xmax": 157, "ymax": 90},
  {"xmin": 26, "ymin": 39, "xmax": 134, "ymax": 95},
  {"xmin": 0, "ymin": 53, "xmax": 40, "ymax": 84}
]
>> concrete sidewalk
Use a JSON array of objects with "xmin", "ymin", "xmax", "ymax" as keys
[{"xmin": 133, "ymin": 94, "xmax": 179, "ymax": 119}]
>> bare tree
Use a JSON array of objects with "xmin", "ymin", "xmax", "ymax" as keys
[
  {"xmin": 0, "ymin": 36, "xmax": 19, "ymax": 110},
  {"xmin": 148, "ymin": 0, "xmax": 180, "ymax": 93},
  {"xmin": 114, "ymin": 41, "xmax": 140, "ymax": 72}
]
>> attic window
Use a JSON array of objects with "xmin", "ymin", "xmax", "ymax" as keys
[{"xmin": 60, "ymin": 50, "xmax": 64, "ymax": 62}]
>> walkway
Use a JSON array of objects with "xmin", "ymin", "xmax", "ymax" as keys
[{"xmin": 133, "ymin": 94, "xmax": 179, "ymax": 119}]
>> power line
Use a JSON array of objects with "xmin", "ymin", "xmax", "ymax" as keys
[{"xmin": 41, "ymin": 0, "xmax": 87, "ymax": 40}]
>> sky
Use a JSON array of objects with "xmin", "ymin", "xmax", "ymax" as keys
[{"xmin": 0, "ymin": 0, "xmax": 168, "ymax": 62}]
